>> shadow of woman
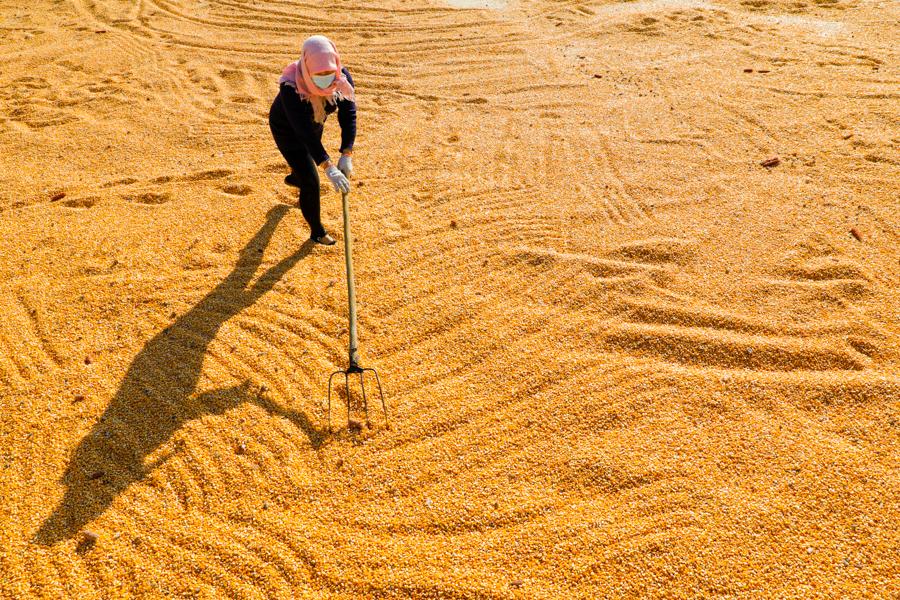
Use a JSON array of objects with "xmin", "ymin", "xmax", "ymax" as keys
[{"xmin": 35, "ymin": 204, "xmax": 325, "ymax": 545}]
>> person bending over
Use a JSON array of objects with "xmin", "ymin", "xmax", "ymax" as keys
[{"xmin": 269, "ymin": 35, "xmax": 356, "ymax": 245}]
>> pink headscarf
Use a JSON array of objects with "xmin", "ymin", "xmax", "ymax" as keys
[{"xmin": 279, "ymin": 35, "xmax": 355, "ymax": 124}]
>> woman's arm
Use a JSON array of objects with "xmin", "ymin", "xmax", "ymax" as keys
[{"xmin": 337, "ymin": 67, "xmax": 357, "ymax": 155}]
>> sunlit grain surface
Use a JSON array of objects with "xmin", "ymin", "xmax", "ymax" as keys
[{"xmin": 0, "ymin": 0, "xmax": 898, "ymax": 597}]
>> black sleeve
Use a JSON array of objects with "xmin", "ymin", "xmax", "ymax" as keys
[
  {"xmin": 278, "ymin": 83, "xmax": 329, "ymax": 165},
  {"xmin": 337, "ymin": 67, "xmax": 357, "ymax": 154}
]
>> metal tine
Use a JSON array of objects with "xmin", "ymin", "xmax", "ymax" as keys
[
  {"xmin": 345, "ymin": 372, "xmax": 351, "ymax": 426},
  {"xmin": 363, "ymin": 368, "xmax": 388, "ymax": 425},
  {"xmin": 359, "ymin": 369, "xmax": 369, "ymax": 425}
]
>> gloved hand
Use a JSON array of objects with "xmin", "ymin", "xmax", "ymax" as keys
[
  {"xmin": 338, "ymin": 153, "xmax": 353, "ymax": 178},
  {"xmin": 324, "ymin": 165, "xmax": 350, "ymax": 194}
]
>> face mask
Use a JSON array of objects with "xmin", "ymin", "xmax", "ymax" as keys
[{"xmin": 312, "ymin": 73, "xmax": 335, "ymax": 89}]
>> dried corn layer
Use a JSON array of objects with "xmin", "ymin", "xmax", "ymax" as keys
[{"xmin": 1, "ymin": 0, "xmax": 898, "ymax": 598}]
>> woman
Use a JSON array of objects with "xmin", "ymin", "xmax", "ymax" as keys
[{"xmin": 269, "ymin": 35, "xmax": 356, "ymax": 245}]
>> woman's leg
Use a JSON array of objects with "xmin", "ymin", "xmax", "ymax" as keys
[
  {"xmin": 291, "ymin": 149, "xmax": 326, "ymax": 239},
  {"xmin": 269, "ymin": 98, "xmax": 326, "ymax": 238}
]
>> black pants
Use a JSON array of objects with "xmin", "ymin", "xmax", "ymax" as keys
[{"xmin": 268, "ymin": 91, "xmax": 326, "ymax": 238}]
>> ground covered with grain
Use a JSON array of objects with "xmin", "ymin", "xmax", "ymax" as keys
[{"xmin": 1, "ymin": 0, "xmax": 898, "ymax": 597}]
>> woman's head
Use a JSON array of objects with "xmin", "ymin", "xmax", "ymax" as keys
[
  {"xmin": 300, "ymin": 35, "xmax": 341, "ymax": 96},
  {"xmin": 285, "ymin": 35, "xmax": 355, "ymax": 123}
]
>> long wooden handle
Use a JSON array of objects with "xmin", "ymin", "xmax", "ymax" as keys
[{"xmin": 341, "ymin": 191, "xmax": 361, "ymax": 368}]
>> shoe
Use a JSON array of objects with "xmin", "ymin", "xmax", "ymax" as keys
[
  {"xmin": 311, "ymin": 233, "xmax": 336, "ymax": 245},
  {"xmin": 284, "ymin": 173, "xmax": 301, "ymax": 188}
]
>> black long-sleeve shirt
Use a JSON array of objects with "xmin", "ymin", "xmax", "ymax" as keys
[{"xmin": 274, "ymin": 66, "xmax": 357, "ymax": 165}]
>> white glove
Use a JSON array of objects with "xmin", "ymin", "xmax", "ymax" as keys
[
  {"xmin": 338, "ymin": 154, "xmax": 353, "ymax": 178},
  {"xmin": 324, "ymin": 165, "xmax": 350, "ymax": 194}
]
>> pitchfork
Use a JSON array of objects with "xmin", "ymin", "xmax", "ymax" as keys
[{"xmin": 326, "ymin": 190, "xmax": 388, "ymax": 431}]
